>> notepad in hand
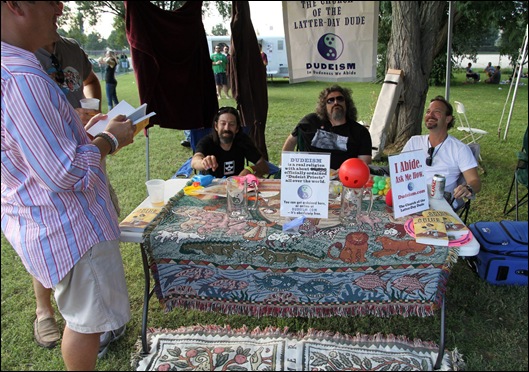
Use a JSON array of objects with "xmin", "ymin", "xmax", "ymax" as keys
[{"xmin": 86, "ymin": 100, "xmax": 156, "ymax": 137}]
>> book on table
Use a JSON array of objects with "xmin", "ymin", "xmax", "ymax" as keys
[
  {"xmin": 421, "ymin": 209, "xmax": 470, "ymax": 240},
  {"xmin": 119, "ymin": 206, "xmax": 162, "ymax": 232},
  {"xmin": 412, "ymin": 216, "xmax": 449, "ymax": 246}
]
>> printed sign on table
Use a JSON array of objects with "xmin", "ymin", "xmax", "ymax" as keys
[
  {"xmin": 280, "ymin": 152, "xmax": 330, "ymax": 218},
  {"xmin": 388, "ymin": 150, "xmax": 429, "ymax": 219}
]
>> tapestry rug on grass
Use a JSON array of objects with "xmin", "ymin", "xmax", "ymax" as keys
[
  {"xmin": 143, "ymin": 180, "xmax": 460, "ymax": 318},
  {"xmin": 131, "ymin": 325, "xmax": 465, "ymax": 371}
]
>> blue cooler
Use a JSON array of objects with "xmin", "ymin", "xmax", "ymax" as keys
[{"xmin": 468, "ymin": 220, "xmax": 528, "ymax": 285}]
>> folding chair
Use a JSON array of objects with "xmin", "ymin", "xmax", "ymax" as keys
[
  {"xmin": 503, "ymin": 127, "xmax": 528, "ymax": 221},
  {"xmin": 454, "ymin": 101, "xmax": 487, "ymax": 161}
]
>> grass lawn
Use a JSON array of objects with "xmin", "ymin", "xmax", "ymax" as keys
[{"xmin": 1, "ymin": 71, "xmax": 527, "ymax": 371}]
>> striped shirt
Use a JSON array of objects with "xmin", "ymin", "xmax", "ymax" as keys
[{"xmin": 1, "ymin": 42, "xmax": 120, "ymax": 288}]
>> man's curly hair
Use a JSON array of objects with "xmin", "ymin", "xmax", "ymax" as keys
[{"xmin": 315, "ymin": 85, "xmax": 358, "ymax": 122}]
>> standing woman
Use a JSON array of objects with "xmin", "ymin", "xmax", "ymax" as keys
[{"xmin": 100, "ymin": 50, "xmax": 119, "ymax": 111}]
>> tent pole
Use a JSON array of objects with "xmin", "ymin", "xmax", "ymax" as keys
[
  {"xmin": 445, "ymin": 1, "xmax": 455, "ymax": 101},
  {"xmin": 497, "ymin": 67, "xmax": 517, "ymax": 138},
  {"xmin": 503, "ymin": 25, "xmax": 528, "ymax": 141},
  {"xmin": 145, "ymin": 128, "xmax": 150, "ymax": 182}
]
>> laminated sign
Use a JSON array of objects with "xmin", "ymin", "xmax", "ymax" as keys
[
  {"xmin": 280, "ymin": 152, "xmax": 330, "ymax": 218},
  {"xmin": 388, "ymin": 150, "xmax": 429, "ymax": 218}
]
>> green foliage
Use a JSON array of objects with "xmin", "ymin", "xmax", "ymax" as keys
[
  {"xmin": 211, "ymin": 23, "xmax": 229, "ymax": 36},
  {"xmin": 1, "ymin": 72, "xmax": 528, "ymax": 371},
  {"xmin": 429, "ymin": 53, "xmax": 455, "ymax": 87}
]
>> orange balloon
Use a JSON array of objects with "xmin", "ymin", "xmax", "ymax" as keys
[{"xmin": 338, "ymin": 158, "xmax": 370, "ymax": 188}]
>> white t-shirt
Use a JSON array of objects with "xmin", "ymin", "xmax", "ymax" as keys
[{"xmin": 402, "ymin": 134, "xmax": 477, "ymax": 194}]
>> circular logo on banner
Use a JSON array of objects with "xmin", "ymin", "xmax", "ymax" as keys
[{"xmin": 317, "ymin": 33, "xmax": 344, "ymax": 61}]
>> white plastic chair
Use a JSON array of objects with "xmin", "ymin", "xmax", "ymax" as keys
[{"xmin": 454, "ymin": 101, "xmax": 487, "ymax": 160}]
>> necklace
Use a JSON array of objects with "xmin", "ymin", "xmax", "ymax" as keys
[{"xmin": 427, "ymin": 136, "xmax": 447, "ymax": 163}]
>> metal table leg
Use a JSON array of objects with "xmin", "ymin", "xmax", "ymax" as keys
[
  {"xmin": 140, "ymin": 242, "xmax": 155, "ymax": 355},
  {"xmin": 434, "ymin": 295, "xmax": 446, "ymax": 369}
]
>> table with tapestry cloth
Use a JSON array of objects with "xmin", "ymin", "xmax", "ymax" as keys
[{"xmin": 123, "ymin": 179, "xmax": 479, "ymax": 368}]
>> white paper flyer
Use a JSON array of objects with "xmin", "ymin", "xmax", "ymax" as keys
[
  {"xmin": 280, "ymin": 152, "xmax": 330, "ymax": 218},
  {"xmin": 388, "ymin": 150, "xmax": 429, "ymax": 218}
]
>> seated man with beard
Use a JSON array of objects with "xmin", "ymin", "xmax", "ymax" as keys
[
  {"xmin": 191, "ymin": 106, "xmax": 269, "ymax": 178},
  {"xmin": 282, "ymin": 85, "xmax": 372, "ymax": 170}
]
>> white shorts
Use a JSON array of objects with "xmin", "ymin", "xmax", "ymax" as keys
[{"xmin": 54, "ymin": 240, "xmax": 131, "ymax": 334}]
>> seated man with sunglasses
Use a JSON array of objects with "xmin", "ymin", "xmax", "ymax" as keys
[
  {"xmin": 281, "ymin": 85, "xmax": 372, "ymax": 170},
  {"xmin": 402, "ymin": 96, "xmax": 481, "ymax": 209}
]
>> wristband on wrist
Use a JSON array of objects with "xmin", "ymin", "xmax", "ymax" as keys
[
  {"xmin": 95, "ymin": 132, "xmax": 116, "ymax": 154},
  {"xmin": 102, "ymin": 130, "xmax": 119, "ymax": 150},
  {"xmin": 244, "ymin": 165, "xmax": 255, "ymax": 174}
]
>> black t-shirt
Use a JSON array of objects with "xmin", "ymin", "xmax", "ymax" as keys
[
  {"xmin": 292, "ymin": 113, "xmax": 372, "ymax": 170},
  {"xmin": 195, "ymin": 132, "xmax": 262, "ymax": 178}
]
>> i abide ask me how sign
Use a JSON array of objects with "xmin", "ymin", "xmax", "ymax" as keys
[{"xmin": 388, "ymin": 150, "xmax": 429, "ymax": 219}]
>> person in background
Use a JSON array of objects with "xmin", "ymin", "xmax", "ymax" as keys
[
  {"xmin": 402, "ymin": 96, "xmax": 481, "ymax": 209},
  {"xmin": 181, "ymin": 129, "xmax": 191, "ymax": 147},
  {"xmin": 99, "ymin": 50, "xmax": 119, "ymax": 110},
  {"xmin": 259, "ymin": 43, "xmax": 268, "ymax": 67},
  {"xmin": 465, "ymin": 62, "xmax": 480, "ymax": 83},
  {"xmin": 485, "ymin": 66, "xmax": 501, "ymax": 84},
  {"xmin": 35, "ymin": 34, "xmax": 124, "ymax": 358},
  {"xmin": 191, "ymin": 106, "xmax": 269, "ymax": 178},
  {"xmin": 282, "ymin": 85, "xmax": 372, "ymax": 170},
  {"xmin": 2, "ymin": 1, "xmax": 135, "ymax": 370},
  {"xmin": 120, "ymin": 53, "xmax": 129, "ymax": 72},
  {"xmin": 484, "ymin": 62, "xmax": 495, "ymax": 78},
  {"xmin": 223, "ymin": 44, "xmax": 232, "ymax": 98},
  {"xmin": 36, "ymin": 36, "xmax": 101, "ymax": 125},
  {"xmin": 211, "ymin": 44, "xmax": 230, "ymax": 99}
]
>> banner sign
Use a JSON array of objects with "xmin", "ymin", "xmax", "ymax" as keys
[{"xmin": 282, "ymin": 1, "xmax": 379, "ymax": 83}]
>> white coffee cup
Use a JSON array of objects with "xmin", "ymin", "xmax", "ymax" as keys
[
  {"xmin": 80, "ymin": 98, "xmax": 100, "ymax": 110},
  {"xmin": 145, "ymin": 179, "xmax": 165, "ymax": 207}
]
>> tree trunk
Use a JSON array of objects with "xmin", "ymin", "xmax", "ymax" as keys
[{"xmin": 383, "ymin": 1, "xmax": 447, "ymax": 156}]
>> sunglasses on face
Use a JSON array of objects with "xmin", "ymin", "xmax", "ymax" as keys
[
  {"xmin": 326, "ymin": 96, "xmax": 345, "ymax": 104},
  {"xmin": 426, "ymin": 147, "xmax": 435, "ymax": 166},
  {"xmin": 50, "ymin": 53, "xmax": 65, "ymax": 85}
]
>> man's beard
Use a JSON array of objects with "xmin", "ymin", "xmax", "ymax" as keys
[
  {"xmin": 425, "ymin": 121, "xmax": 438, "ymax": 130},
  {"xmin": 219, "ymin": 131, "xmax": 235, "ymax": 144},
  {"xmin": 330, "ymin": 106, "xmax": 345, "ymax": 122}
]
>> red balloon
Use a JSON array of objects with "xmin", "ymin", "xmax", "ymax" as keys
[
  {"xmin": 385, "ymin": 188, "xmax": 393, "ymax": 207},
  {"xmin": 338, "ymin": 158, "xmax": 370, "ymax": 188}
]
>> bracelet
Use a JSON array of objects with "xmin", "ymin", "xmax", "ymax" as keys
[
  {"xmin": 244, "ymin": 165, "xmax": 255, "ymax": 174},
  {"xmin": 102, "ymin": 130, "xmax": 119, "ymax": 151},
  {"xmin": 95, "ymin": 132, "xmax": 116, "ymax": 154}
]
